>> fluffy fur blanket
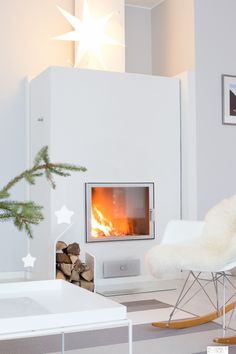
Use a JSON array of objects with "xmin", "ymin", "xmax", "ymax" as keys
[{"xmin": 146, "ymin": 195, "xmax": 236, "ymax": 277}]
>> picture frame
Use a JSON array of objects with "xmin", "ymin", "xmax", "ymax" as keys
[{"xmin": 222, "ymin": 74, "xmax": 236, "ymax": 125}]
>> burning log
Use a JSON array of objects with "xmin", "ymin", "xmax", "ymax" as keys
[{"xmin": 55, "ymin": 241, "xmax": 94, "ymax": 292}]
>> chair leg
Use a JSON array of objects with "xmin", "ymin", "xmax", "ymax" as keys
[
  {"xmin": 167, "ymin": 271, "xmax": 192, "ymax": 324},
  {"xmin": 222, "ymin": 272, "xmax": 226, "ymax": 337},
  {"xmin": 213, "ymin": 272, "xmax": 236, "ymax": 344}
]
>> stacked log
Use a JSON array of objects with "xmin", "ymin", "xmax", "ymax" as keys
[{"xmin": 56, "ymin": 241, "xmax": 94, "ymax": 292}]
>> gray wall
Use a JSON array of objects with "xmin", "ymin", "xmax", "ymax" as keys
[
  {"xmin": 125, "ymin": 5, "xmax": 152, "ymax": 74},
  {"xmin": 151, "ymin": 0, "xmax": 236, "ymax": 218},
  {"xmin": 151, "ymin": 0, "xmax": 195, "ymax": 77},
  {"xmin": 194, "ymin": 0, "xmax": 236, "ymax": 217}
]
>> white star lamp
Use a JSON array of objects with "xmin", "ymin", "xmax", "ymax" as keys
[{"xmin": 55, "ymin": 0, "xmax": 125, "ymax": 71}]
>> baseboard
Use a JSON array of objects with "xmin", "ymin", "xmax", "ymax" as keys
[{"xmin": 0, "ymin": 271, "xmax": 25, "ymax": 282}]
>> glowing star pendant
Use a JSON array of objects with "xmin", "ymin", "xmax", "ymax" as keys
[
  {"xmin": 54, "ymin": 0, "xmax": 124, "ymax": 68},
  {"xmin": 22, "ymin": 254, "xmax": 36, "ymax": 268},
  {"xmin": 55, "ymin": 205, "xmax": 74, "ymax": 224}
]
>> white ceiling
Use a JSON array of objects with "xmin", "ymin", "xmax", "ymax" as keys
[{"xmin": 125, "ymin": 0, "xmax": 164, "ymax": 9}]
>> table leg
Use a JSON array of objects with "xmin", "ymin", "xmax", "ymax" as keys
[
  {"xmin": 61, "ymin": 332, "xmax": 65, "ymax": 354},
  {"xmin": 128, "ymin": 320, "xmax": 132, "ymax": 354}
]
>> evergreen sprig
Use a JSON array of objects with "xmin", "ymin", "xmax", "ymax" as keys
[{"xmin": 0, "ymin": 146, "xmax": 86, "ymax": 238}]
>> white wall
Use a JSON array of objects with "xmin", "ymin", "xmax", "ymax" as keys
[
  {"xmin": 0, "ymin": 0, "xmax": 74, "ymax": 272},
  {"xmin": 125, "ymin": 5, "xmax": 152, "ymax": 74},
  {"xmin": 0, "ymin": 1, "xmax": 149, "ymax": 272},
  {"xmin": 194, "ymin": 0, "xmax": 236, "ymax": 217},
  {"xmin": 177, "ymin": 71, "xmax": 198, "ymax": 220},
  {"xmin": 151, "ymin": 0, "xmax": 195, "ymax": 77}
]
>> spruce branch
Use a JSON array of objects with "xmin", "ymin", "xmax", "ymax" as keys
[
  {"xmin": 0, "ymin": 146, "xmax": 87, "ymax": 238},
  {"xmin": 1, "ymin": 146, "xmax": 86, "ymax": 193},
  {"xmin": 0, "ymin": 201, "xmax": 44, "ymax": 238},
  {"xmin": 0, "ymin": 190, "xmax": 9, "ymax": 200}
]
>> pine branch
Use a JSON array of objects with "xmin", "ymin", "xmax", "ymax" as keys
[
  {"xmin": 0, "ymin": 146, "xmax": 87, "ymax": 238},
  {"xmin": 0, "ymin": 200, "xmax": 44, "ymax": 238},
  {"xmin": 0, "ymin": 190, "xmax": 9, "ymax": 200},
  {"xmin": 1, "ymin": 146, "xmax": 87, "ymax": 193}
]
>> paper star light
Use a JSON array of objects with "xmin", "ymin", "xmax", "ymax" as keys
[
  {"xmin": 22, "ymin": 254, "xmax": 36, "ymax": 268},
  {"xmin": 55, "ymin": 0, "xmax": 124, "ymax": 68},
  {"xmin": 55, "ymin": 205, "xmax": 74, "ymax": 224}
]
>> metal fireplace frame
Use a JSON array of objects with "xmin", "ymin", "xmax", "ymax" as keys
[{"xmin": 85, "ymin": 182, "xmax": 155, "ymax": 243}]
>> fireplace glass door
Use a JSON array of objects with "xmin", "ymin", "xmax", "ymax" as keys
[{"xmin": 86, "ymin": 183, "xmax": 155, "ymax": 242}]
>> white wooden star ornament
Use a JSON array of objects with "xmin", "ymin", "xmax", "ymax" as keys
[
  {"xmin": 22, "ymin": 254, "xmax": 36, "ymax": 268},
  {"xmin": 55, "ymin": 205, "xmax": 74, "ymax": 224},
  {"xmin": 54, "ymin": 0, "xmax": 124, "ymax": 68}
]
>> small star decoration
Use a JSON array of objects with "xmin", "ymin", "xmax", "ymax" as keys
[
  {"xmin": 55, "ymin": 205, "xmax": 74, "ymax": 224},
  {"xmin": 22, "ymin": 254, "xmax": 36, "ymax": 268}
]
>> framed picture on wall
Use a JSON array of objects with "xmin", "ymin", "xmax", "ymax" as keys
[{"xmin": 222, "ymin": 74, "xmax": 236, "ymax": 125}]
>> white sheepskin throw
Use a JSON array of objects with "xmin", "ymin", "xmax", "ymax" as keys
[{"xmin": 146, "ymin": 195, "xmax": 236, "ymax": 277}]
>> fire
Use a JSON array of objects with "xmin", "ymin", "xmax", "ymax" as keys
[
  {"xmin": 88, "ymin": 186, "xmax": 150, "ymax": 241},
  {"xmin": 91, "ymin": 206, "xmax": 113, "ymax": 238},
  {"xmin": 91, "ymin": 205, "xmax": 133, "ymax": 238}
]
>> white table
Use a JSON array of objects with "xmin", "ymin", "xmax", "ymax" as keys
[{"xmin": 0, "ymin": 280, "xmax": 132, "ymax": 354}]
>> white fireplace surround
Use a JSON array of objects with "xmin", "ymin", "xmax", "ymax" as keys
[{"xmin": 30, "ymin": 66, "xmax": 181, "ymax": 285}]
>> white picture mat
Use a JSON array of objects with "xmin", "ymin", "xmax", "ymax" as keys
[{"xmin": 222, "ymin": 75, "xmax": 236, "ymax": 124}]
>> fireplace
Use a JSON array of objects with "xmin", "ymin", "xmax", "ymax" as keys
[{"xmin": 85, "ymin": 183, "xmax": 155, "ymax": 242}]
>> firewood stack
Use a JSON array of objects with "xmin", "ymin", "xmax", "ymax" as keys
[{"xmin": 56, "ymin": 241, "xmax": 94, "ymax": 292}]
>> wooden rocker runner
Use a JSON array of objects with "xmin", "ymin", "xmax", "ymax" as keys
[
  {"xmin": 214, "ymin": 334, "xmax": 236, "ymax": 345},
  {"xmin": 152, "ymin": 300, "xmax": 236, "ymax": 329}
]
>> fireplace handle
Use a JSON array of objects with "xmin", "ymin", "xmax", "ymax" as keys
[{"xmin": 150, "ymin": 209, "xmax": 155, "ymax": 221}]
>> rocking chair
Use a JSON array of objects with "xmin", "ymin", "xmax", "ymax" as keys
[{"xmin": 146, "ymin": 195, "xmax": 236, "ymax": 344}]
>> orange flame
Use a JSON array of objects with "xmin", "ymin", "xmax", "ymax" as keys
[
  {"xmin": 91, "ymin": 205, "xmax": 134, "ymax": 238},
  {"xmin": 91, "ymin": 206, "xmax": 113, "ymax": 238}
]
